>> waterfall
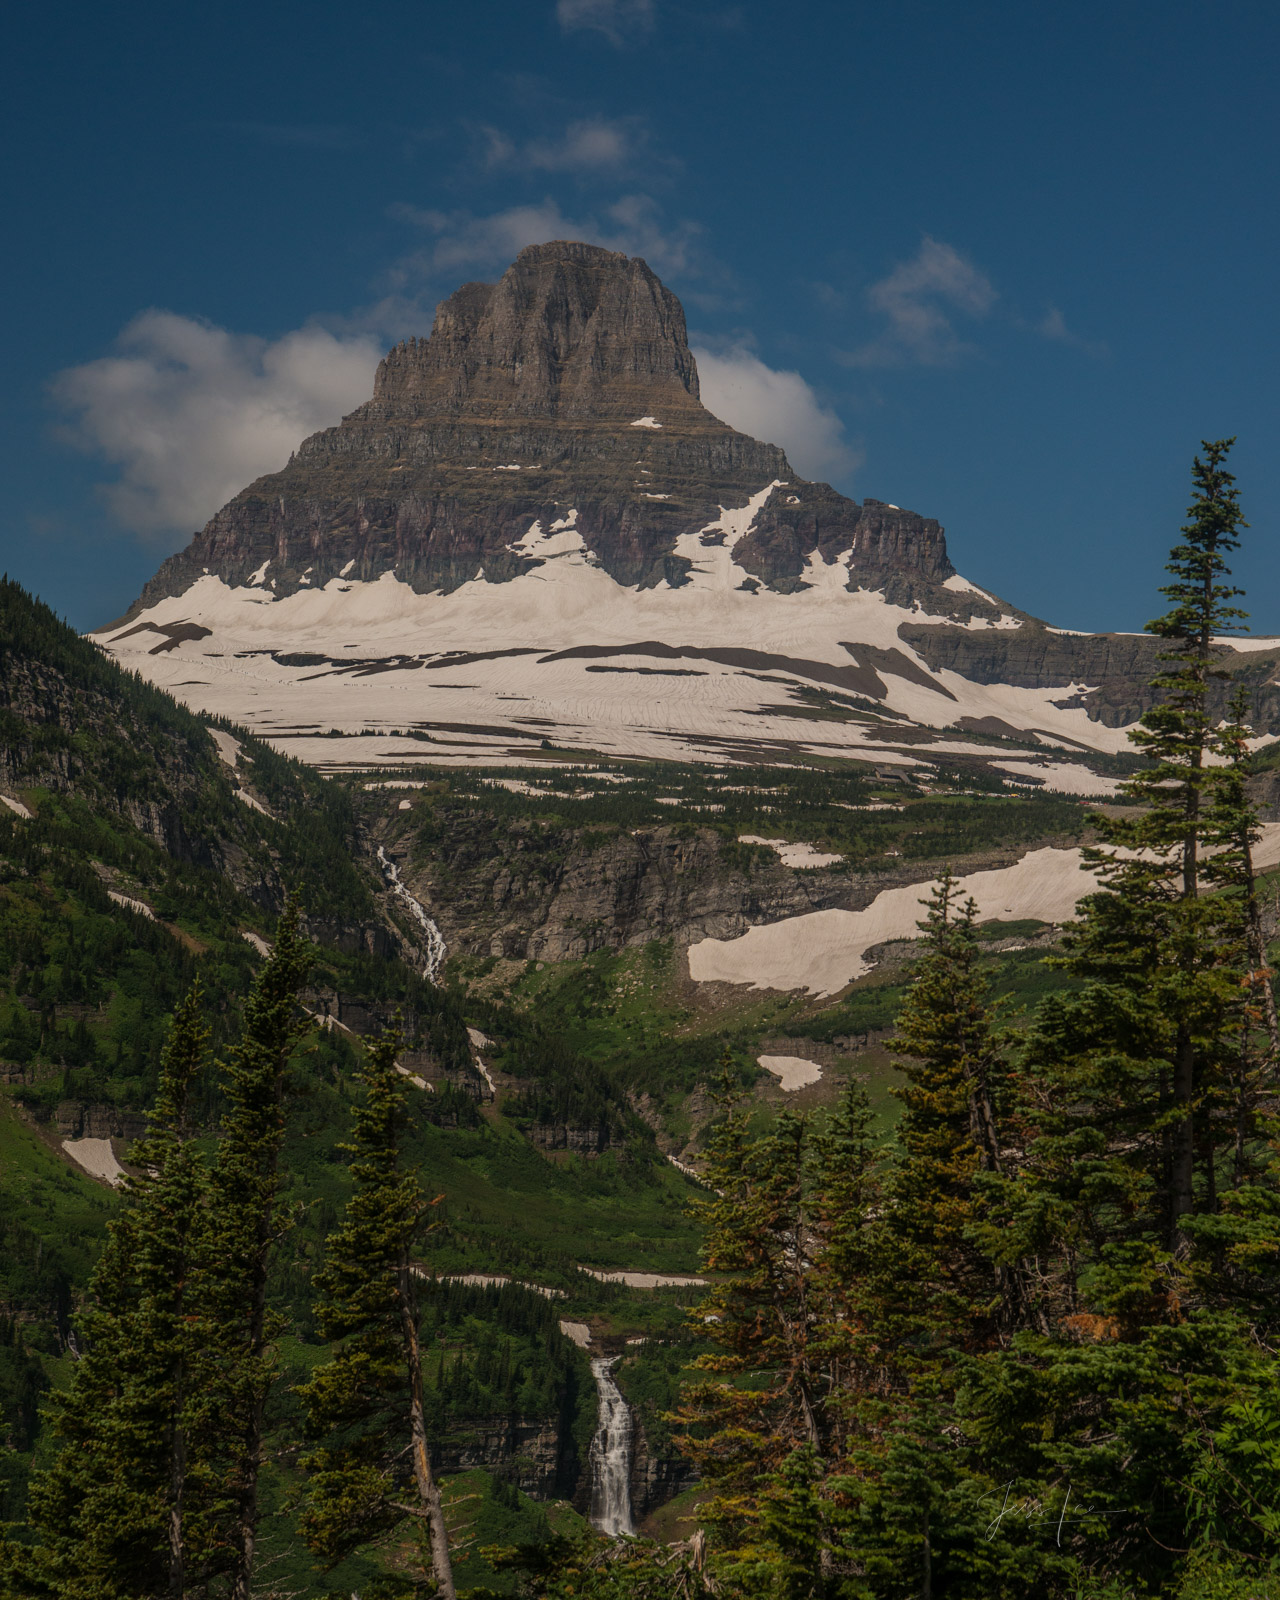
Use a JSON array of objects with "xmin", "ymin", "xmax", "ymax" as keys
[
  {"xmin": 376, "ymin": 846, "xmax": 447, "ymax": 981},
  {"xmin": 587, "ymin": 1357, "xmax": 635, "ymax": 1537}
]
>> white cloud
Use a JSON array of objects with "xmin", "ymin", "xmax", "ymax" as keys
[
  {"xmin": 1036, "ymin": 304, "xmax": 1108, "ymax": 358},
  {"xmin": 555, "ymin": 0, "xmax": 654, "ymax": 45},
  {"xmin": 843, "ymin": 236, "xmax": 997, "ymax": 368},
  {"xmin": 389, "ymin": 194, "xmax": 704, "ymax": 284},
  {"xmin": 480, "ymin": 116, "xmax": 641, "ymax": 173},
  {"xmin": 52, "ymin": 311, "xmax": 382, "ymax": 544},
  {"xmin": 693, "ymin": 342, "xmax": 858, "ymax": 482}
]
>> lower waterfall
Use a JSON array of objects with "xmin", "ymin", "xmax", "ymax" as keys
[
  {"xmin": 376, "ymin": 846, "xmax": 447, "ymax": 981},
  {"xmin": 587, "ymin": 1357, "xmax": 634, "ymax": 1537}
]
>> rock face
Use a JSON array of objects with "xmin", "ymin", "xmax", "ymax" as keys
[
  {"xmin": 900, "ymin": 622, "xmax": 1280, "ymax": 731},
  {"xmin": 389, "ymin": 812, "xmax": 855, "ymax": 962},
  {"xmin": 431, "ymin": 1414, "xmax": 571, "ymax": 1500},
  {"xmin": 129, "ymin": 241, "xmax": 960, "ymax": 613}
]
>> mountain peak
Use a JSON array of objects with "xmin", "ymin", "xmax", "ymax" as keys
[{"xmin": 368, "ymin": 239, "xmax": 704, "ymax": 425}]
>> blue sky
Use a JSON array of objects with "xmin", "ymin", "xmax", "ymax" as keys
[{"xmin": 4, "ymin": 0, "xmax": 1277, "ymax": 633}]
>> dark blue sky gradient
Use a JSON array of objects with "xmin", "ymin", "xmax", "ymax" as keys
[{"xmin": 4, "ymin": 0, "xmax": 1277, "ymax": 631}]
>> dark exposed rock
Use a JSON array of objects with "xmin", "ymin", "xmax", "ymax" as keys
[
  {"xmin": 900, "ymin": 622, "xmax": 1280, "ymax": 731},
  {"xmin": 630, "ymin": 1419, "xmax": 697, "ymax": 1521},
  {"xmin": 523, "ymin": 1121, "xmax": 612, "ymax": 1156},
  {"xmin": 122, "ymin": 241, "xmax": 986, "ymax": 620},
  {"xmin": 391, "ymin": 813, "xmax": 855, "ymax": 962},
  {"xmin": 430, "ymin": 1413, "xmax": 569, "ymax": 1499},
  {"xmin": 52, "ymin": 1102, "xmax": 148, "ymax": 1140}
]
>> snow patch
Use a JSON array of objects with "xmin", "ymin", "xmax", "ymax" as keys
[
  {"xmin": 581, "ymin": 1269, "xmax": 707, "ymax": 1288},
  {"xmin": 428, "ymin": 1271, "xmax": 564, "ymax": 1300},
  {"xmin": 247, "ymin": 560, "xmax": 270, "ymax": 585},
  {"xmin": 630, "ymin": 416, "xmax": 662, "ymax": 428},
  {"xmin": 689, "ymin": 845, "xmax": 1098, "ymax": 996},
  {"xmin": 943, "ymin": 573, "xmax": 996, "ymax": 600},
  {"xmin": 241, "ymin": 930, "xmax": 271, "ymax": 956},
  {"xmin": 63, "ymin": 1138, "xmax": 126, "ymax": 1186},
  {"xmin": 739, "ymin": 835, "xmax": 844, "ymax": 868},
  {"xmin": 339, "ymin": 558, "xmax": 355, "ymax": 577},
  {"xmin": 209, "ymin": 728, "xmax": 243, "ymax": 770},
  {"xmin": 0, "ymin": 794, "xmax": 32, "ymax": 819},
  {"xmin": 235, "ymin": 788, "xmax": 271, "ymax": 816},
  {"xmin": 991, "ymin": 760, "xmax": 1119, "ymax": 797},
  {"xmin": 108, "ymin": 889, "xmax": 155, "ymax": 920},
  {"xmin": 758, "ymin": 1054, "xmax": 823, "ymax": 1091},
  {"xmin": 467, "ymin": 1026, "xmax": 497, "ymax": 1095},
  {"xmin": 1215, "ymin": 635, "xmax": 1280, "ymax": 654}
]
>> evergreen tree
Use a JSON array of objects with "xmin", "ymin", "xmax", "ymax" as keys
[
  {"xmin": 197, "ymin": 900, "xmax": 312, "ymax": 1600},
  {"xmin": 956, "ymin": 441, "xmax": 1280, "ymax": 1592},
  {"xmin": 674, "ymin": 1080, "xmax": 821, "ymax": 1514},
  {"xmin": 298, "ymin": 1028, "xmax": 456, "ymax": 1600},
  {"xmin": 1087, "ymin": 438, "xmax": 1247, "ymax": 1242},
  {"xmin": 8, "ymin": 984, "xmax": 211, "ymax": 1599},
  {"xmin": 887, "ymin": 874, "xmax": 1029, "ymax": 1340}
]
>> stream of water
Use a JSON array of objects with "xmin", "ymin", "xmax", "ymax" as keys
[
  {"xmin": 587, "ymin": 1356, "xmax": 635, "ymax": 1537},
  {"xmin": 376, "ymin": 846, "xmax": 447, "ymax": 981}
]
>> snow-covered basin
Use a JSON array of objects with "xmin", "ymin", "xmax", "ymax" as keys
[
  {"xmin": 63, "ymin": 1138, "xmax": 126, "ymax": 1186},
  {"xmin": 689, "ymin": 845, "xmax": 1099, "ymax": 997},
  {"xmin": 758, "ymin": 1054, "xmax": 823, "ymax": 1090},
  {"xmin": 91, "ymin": 482, "xmax": 1142, "ymax": 770}
]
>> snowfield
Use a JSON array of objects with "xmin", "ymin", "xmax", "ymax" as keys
[
  {"xmin": 92, "ymin": 485, "xmax": 1133, "ymax": 777},
  {"xmin": 63, "ymin": 1138, "xmax": 126, "ymax": 1186},
  {"xmin": 689, "ymin": 845, "xmax": 1100, "ymax": 996},
  {"xmin": 758, "ymin": 1054, "xmax": 824, "ymax": 1090}
]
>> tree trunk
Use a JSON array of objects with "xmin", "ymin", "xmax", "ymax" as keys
[
  {"xmin": 1171, "ymin": 662, "xmax": 1203, "ymax": 1245},
  {"xmin": 1243, "ymin": 830, "xmax": 1279, "ymax": 1059},
  {"xmin": 1170, "ymin": 1025, "xmax": 1196, "ymax": 1244},
  {"xmin": 399, "ymin": 1257, "xmax": 456, "ymax": 1600},
  {"xmin": 168, "ymin": 1408, "xmax": 185, "ymax": 1598},
  {"xmin": 228, "ymin": 1323, "xmax": 267, "ymax": 1600},
  {"xmin": 229, "ymin": 1148, "xmax": 281, "ymax": 1599}
]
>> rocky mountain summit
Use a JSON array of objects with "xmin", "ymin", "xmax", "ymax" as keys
[
  {"xmin": 98, "ymin": 241, "xmax": 1280, "ymax": 774},
  {"xmin": 132, "ymin": 241, "xmax": 960, "ymax": 610}
]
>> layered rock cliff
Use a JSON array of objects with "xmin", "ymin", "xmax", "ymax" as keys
[{"xmin": 128, "ymin": 241, "xmax": 966, "ymax": 614}]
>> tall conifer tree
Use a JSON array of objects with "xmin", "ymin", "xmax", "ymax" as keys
[
  {"xmin": 11, "ymin": 985, "xmax": 211, "ymax": 1599},
  {"xmin": 298, "ymin": 1028, "xmax": 456, "ymax": 1600},
  {"xmin": 199, "ymin": 901, "xmax": 312, "ymax": 1600},
  {"xmin": 888, "ymin": 874, "xmax": 1026, "ymax": 1338}
]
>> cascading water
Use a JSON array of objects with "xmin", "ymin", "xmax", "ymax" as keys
[
  {"xmin": 587, "ymin": 1357, "xmax": 635, "ymax": 1537},
  {"xmin": 377, "ymin": 846, "xmax": 447, "ymax": 981}
]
